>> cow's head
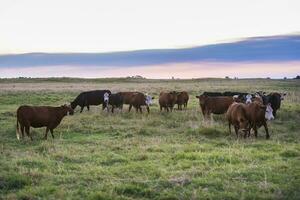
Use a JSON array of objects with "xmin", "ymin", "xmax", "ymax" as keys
[
  {"xmin": 169, "ymin": 91, "xmax": 178, "ymax": 102},
  {"xmin": 280, "ymin": 93, "xmax": 287, "ymax": 100},
  {"xmin": 238, "ymin": 117, "xmax": 250, "ymax": 134},
  {"xmin": 196, "ymin": 95, "xmax": 208, "ymax": 106},
  {"xmin": 233, "ymin": 95, "xmax": 243, "ymax": 103},
  {"xmin": 265, "ymin": 103, "xmax": 274, "ymax": 120},
  {"xmin": 245, "ymin": 94, "xmax": 253, "ymax": 104},
  {"xmin": 145, "ymin": 94, "xmax": 154, "ymax": 106},
  {"xmin": 104, "ymin": 92, "xmax": 110, "ymax": 103},
  {"xmin": 70, "ymin": 101, "xmax": 77, "ymax": 110},
  {"xmin": 63, "ymin": 104, "xmax": 74, "ymax": 115}
]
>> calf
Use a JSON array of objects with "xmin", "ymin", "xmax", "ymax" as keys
[
  {"xmin": 195, "ymin": 95, "xmax": 234, "ymax": 119},
  {"xmin": 16, "ymin": 105, "xmax": 74, "ymax": 140},
  {"xmin": 159, "ymin": 91, "xmax": 178, "ymax": 112},
  {"xmin": 176, "ymin": 91, "xmax": 189, "ymax": 110},
  {"xmin": 226, "ymin": 103, "xmax": 249, "ymax": 138},
  {"xmin": 70, "ymin": 90, "xmax": 111, "ymax": 112},
  {"xmin": 103, "ymin": 92, "xmax": 124, "ymax": 113},
  {"xmin": 246, "ymin": 102, "xmax": 274, "ymax": 139},
  {"xmin": 128, "ymin": 93, "xmax": 154, "ymax": 113}
]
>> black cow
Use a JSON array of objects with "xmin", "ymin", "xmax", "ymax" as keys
[
  {"xmin": 265, "ymin": 92, "xmax": 286, "ymax": 117},
  {"xmin": 202, "ymin": 92, "xmax": 223, "ymax": 96},
  {"xmin": 70, "ymin": 90, "xmax": 111, "ymax": 112},
  {"xmin": 202, "ymin": 91, "xmax": 252, "ymax": 103},
  {"xmin": 104, "ymin": 92, "xmax": 124, "ymax": 113}
]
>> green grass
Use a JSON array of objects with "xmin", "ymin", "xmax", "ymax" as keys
[{"xmin": 0, "ymin": 78, "xmax": 299, "ymax": 199}]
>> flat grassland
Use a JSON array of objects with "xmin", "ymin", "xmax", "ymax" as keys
[{"xmin": 0, "ymin": 78, "xmax": 299, "ymax": 199}]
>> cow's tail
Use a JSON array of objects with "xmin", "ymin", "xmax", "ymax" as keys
[{"xmin": 16, "ymin": 119, "xmax": 20, "ymax": 140}]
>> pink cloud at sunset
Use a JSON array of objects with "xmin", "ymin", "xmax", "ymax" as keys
[{"xmin": 1, "ymin": 62, "xmax": 299, "ymax": 79}]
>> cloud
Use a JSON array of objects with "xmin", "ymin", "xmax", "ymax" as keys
[{"xmin": 1, "ymin": 62, "xmax": 299, "ymax": 79}]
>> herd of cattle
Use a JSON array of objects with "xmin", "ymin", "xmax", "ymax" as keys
[{"xmin": 16, "ymin": 90, "xmax": 286, "ymax": 141}]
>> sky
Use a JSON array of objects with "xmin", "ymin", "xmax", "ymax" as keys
[{"xmin": 0, "ymin": 0, "xmax": 300, "ymax": 54}]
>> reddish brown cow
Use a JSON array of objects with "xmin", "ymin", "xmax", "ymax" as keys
[
  {"xmin": 16, "ymin": 105, "xmax": 74, "ymax": 140},
  {"xmin": 226, "ymin": 103, "xmax": 249, "ymax": 138},
  {"xmin": 159, "ymin": 91, "xmax": 178, "ymax": 112},
  {"xmin": 245, "ymin": 102, "xmax": 274, "ymax": 139},
  {"xmin": 176, "ymin": 91, "xmax": 189, "ymax": 110},
  {"xmin": 128, "ymin": 93, "xmax": 154, "ymax": 113},
  {"xmin": 196, "ymin": 95, "xmax": 234, "ymax": 119},
  {"xmin": 119, "ymin": 92, "xmax": 141, "ymax": 105}
]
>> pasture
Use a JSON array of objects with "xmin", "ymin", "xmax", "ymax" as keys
[{"xmin": 0, "ymin": 78, "xmax": 299, "ymax": 199}]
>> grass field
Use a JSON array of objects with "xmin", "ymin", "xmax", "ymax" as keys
[{"xmin": 0, "ymin": 78, "xmax": 299, "ymax": 200}]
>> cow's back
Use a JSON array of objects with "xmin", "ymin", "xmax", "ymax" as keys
[
  {"xmin": 17, "ymin": 106, "xmax": 53, "ymax": 127},
  {"xmin": 120, "ymin": 92, "xmax": 140, "ymax": 104},
  {"xmin": 86, "ymin": 90, "xmax": 111, "ymax": 105},
  {"xmin": 206, "ymin": 96, "xmax": 233, "ymax": 114}
]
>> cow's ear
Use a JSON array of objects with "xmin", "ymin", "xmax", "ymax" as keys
[
  {"xmin": 152, "ymin": 97, "xmax": 155, "ymax": 99},
  {"xmin": 283, "ymin": 93, "xmax": 287, "ymax": 96}
]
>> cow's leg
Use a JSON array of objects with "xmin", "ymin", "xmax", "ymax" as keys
[
  {"xmin": 50, "ymin": 129, "xmax": 55, "ymax": 139},
  {"xmin": 146, "ymin": 106, "xmax": 150, "ymax": 113},
  {"xmin": 234, "ymin": 126, "xmax": 239, "ymax": 138},
  {"xmin": 273, "ymin": 110, "xmax": 277, "ymax": 118},
  {"xmin": 166, "ymin": 107, "xmax": 169, "ymax": 112},
  {"xmin": 205, "ymin": 111, "xmax": 210, "ymax": 120},
  {"xmin": 25, "ymin": 126, "xmax": 32, "ymax": 141},
  {"xmin": 44, "ymin": 127, "xmax": 49, "ymax": 140},
  {"xmin": 129, "ymin": 105, "xmax": 132, "ymax": 112},
  {"xmin": 135, "ymin": 106, "xmax": 139, "ymax": 113},
  {"xmin": 80, "ymin": 106, "xmax": 84, "ymax": 113},
  {"xmin": 243, "ymin": 131, "xmax": 248, "ymax": 138},
  {"xmin": 253, "ymin": 124, "xmax": 258, "ymax": 138},
  {"xmin": 87, "ymin": 105, "xmax": 90, "ymax": 111},
  {"xmin": 263, "ymin": 122, "xmax": 270, "ymax": 139},
  {"xmin": 21, "ymin": 125, "xmax": 25, "ymax": 139},
  {"xmin": 139, "ymin": 106, "xmax": 142, "ymax": 113},
  {"xmin": 111, "ymin": 106, "xmax": 114, "ymax": 113},
  {"xmin": 247, "ymin": 128, "xmax": 251, "ymax": 138}
]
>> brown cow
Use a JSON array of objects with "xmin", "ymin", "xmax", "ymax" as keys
[
  {"xmin": 159, "ymin": 91, "xmax": 178, "ymax": 112},
  {"xmin": 195, "ymin": 95, "xmax": 234, "ymax": 119},
  {"xmin": 128, "ymin": 93, "xmax": 154, "ymax": 113},
  {"xmin": 245, "ymin": 102, "xmax": 274, "ymax": 139},
  {"xmin": 176, "ymin": 91, "xmax": 189, "ymax": 110},
  {"xmin": 16, "ymin": 105, "xmax": 74, "ymax": 140},
  {"xmin": 119, "ymin": 92, "xmax": 141, "ymax": 104},
  {"xmin": 226, "ymin": 103, "xmax": 249, "ymax": 138}
]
